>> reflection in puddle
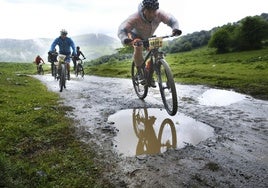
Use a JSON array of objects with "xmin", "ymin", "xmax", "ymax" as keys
[
  {"xmin": 198, "ymin": 89, "xmax": 246, "ymax": 106},
  {"xmin": 108, "ymin": 108, "xmax": 214, "ymax": 157}
]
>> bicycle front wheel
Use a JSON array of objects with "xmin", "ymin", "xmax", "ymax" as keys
[
  {"xmin": 158, "ymin": 118, "xmax": 177, "ymax": 152},
  {"xmin": 156, "ymin": 59, "xmax": 178, "ymax": 116},
  {"xmin": 52, "ymin": 64, "xmax": 57, "ymax": 79},
  {"xmin": 59, "ymin": 64, "xmax": 66, "ymax": 92},
  {"xmin": 131, "ymin": 61, "xmax": 148, "ymax": 99}
]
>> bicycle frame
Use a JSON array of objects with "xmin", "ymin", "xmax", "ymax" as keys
[
  {"xmin": 75, "ymin": 58, "xmax": 85, "ymax": 78},
  {"xmin": 37, "ymin": 62, "xmax": 44, "ymax": 75},
  {"xmin": 131, "ymin": 35, "xmax": 178, "ymax": 116},
  {"xmin": 144, "ymin": 48, "xmax": 165, "ymax": 85}
]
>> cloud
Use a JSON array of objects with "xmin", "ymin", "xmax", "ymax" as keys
[{"xmin": 0, "ymin": 0, "xmax": 267, "ymax": 39}]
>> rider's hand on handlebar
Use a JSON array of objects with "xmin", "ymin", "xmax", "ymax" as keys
[{"xmin": 172, "ymin": 29, "xmax": 182, "ymax": 36}]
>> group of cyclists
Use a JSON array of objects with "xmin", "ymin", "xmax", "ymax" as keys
[
  {"xmin": 34, "ymin": 0, "xmax": 181, "ymax": 82},
  {"xmin": 47, "ymin": 43, "xmax": 86, "ymax": 80},
  {"xmin": 34, "ymin": 29, "xmax": 86, "ymax": 79},
  {"xmin": 47, "ymin": 29, "xmax": 86, "ymax": 80}
]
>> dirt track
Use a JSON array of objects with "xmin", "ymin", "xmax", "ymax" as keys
[{"xmin": 35, "ymin": 74, "xmax": 268, "ymax": 188}]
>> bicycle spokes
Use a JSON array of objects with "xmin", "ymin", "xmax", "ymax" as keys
[
  {"xmin": 157, "ymin": 60, "xmax": 178, "ymax": 116},
  {"xmin": 131, "ymin": 61, "xmax": 148, "ymax": 99}
]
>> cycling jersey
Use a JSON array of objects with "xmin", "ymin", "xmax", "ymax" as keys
[
  {"xmin": 35, "ymin": 56, "xmax": 44, "ymax": 65},
  {"xmin": 118, "ymin": 3, "xmax": 179, "ymax": 43},
  {"xmin": 50, "ymin": 37, "xmax": 76, "ymax": 57}
]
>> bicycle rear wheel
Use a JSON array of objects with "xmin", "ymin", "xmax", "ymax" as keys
[
  {"xmin": 131, "ymin": 61, "xmax": 148, "ymax": 99},
  {"xmin": 156, "ymin": 59, "xmax": 178, "ymax": 116},
  {"xmin": 59, "ymin": 64, "xmax": 66, "ymax": 92},
  {"xmin": 76, "ymin": 64, "xmax": 84, "ymax": 78},
  {"xmin": 132, "ymin": 108, "xmax": 148, "ymax": 138},
  {"xmin": 81, "ymin": 65, "xmax": 84, "ymax": 78}
]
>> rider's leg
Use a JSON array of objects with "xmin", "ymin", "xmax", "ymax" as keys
[
  {"xmin": 134, "ymin": 45, "xmax": 156, "ymax": 87},
  {"xmin": 133, "ymin": 44, "xmax": 144, "ymax": 69},
  {"xmin": 133, "ymin": 44, "xmax": 145, "ymax": 81}
]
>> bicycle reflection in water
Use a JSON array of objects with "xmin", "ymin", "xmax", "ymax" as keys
[{"xmin": 133, "ymin": 108, "xmax": 177, "ymax": 155}]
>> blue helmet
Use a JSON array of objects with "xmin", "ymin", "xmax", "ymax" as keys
[{"xmin": 142, "ymin": 0, "xmax": 159, "ymax": 10}]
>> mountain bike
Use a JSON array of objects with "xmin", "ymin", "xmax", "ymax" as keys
[
  {"xmin": 48, "ymin": 52, "xmax": 58, "ymax": 79},
  {"xmin": 37, "ymin": 62, "xmax": 44, "ymax": 75},
  {"xmin": 132, "ymin": 108, "xmax": 177, "ymax": 155},
  {"xmin": 57, "ymin": 54, "xmax": 70, "ymax": 92},
  {"xmin": 131, "ymin": 34, "xmax": 179, "ymax": 116},
  {"xmin": 75, "ymin": 58, "xmax": 85, "ymax": 78}
]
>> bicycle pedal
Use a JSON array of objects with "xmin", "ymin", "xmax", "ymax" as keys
[
  {"xmin": 140, "ymin": 80, "xmax": 146, "ymax": 85},
  {"xmin": 150, "ymin": 81, "xmax": 157, "ymax": 88},
  {"xmin": 150, "ymin": 84, "xmax": 157, "ymax": 88}
]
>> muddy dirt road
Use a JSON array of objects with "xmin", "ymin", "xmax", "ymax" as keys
[{"xmin": 34, "ymin": 74, "xmax": 268, "ymax": 188}]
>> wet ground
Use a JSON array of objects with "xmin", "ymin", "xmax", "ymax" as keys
[{"xmin": 34, "ymin": 74, "xmax": 268, "ymax": 188}]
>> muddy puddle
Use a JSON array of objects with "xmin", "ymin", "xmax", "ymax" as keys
[
  {"xmin": 108, "ymin": 108, "xmax": 214, "ymax": 157},
  {"xmin": 197, "ymin": 88, "xmax": 246, "ymax": 106}
]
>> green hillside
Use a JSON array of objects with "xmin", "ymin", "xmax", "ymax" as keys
[{"xmin": 85, "ymin": 46, "xmax": 268, "ymax": 100}]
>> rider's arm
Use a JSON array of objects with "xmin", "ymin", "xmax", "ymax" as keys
[
  {"xmin": 158, "ymin": 10, "xmax": 179, "ymax": 31},
  {"xmin": 49, "ymin": 38, "xmax": 59, "ymax": 52},
  {"xmin": 81, "ymin": 51, "xmax": 85, "ymax": 59},
  {"xmin": 69, "ymin": 38, "xmax": 77, "ymax": 56},
  {"xmin": 117, "ymin": 14, "xmax": 136, "ymax": 45}
]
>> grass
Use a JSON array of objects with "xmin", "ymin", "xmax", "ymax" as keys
[
  {"xmin": 85, "ymin": 47, "xmax": 268, "ymax": 100},
  {"xmin": 0, "ymin": 63, "xmax": 112, "ymax": 188}
]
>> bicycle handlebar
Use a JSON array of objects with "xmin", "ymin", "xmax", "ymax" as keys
[{"xmin": 133, "ymin": 32, "xmax": 181, "ymax": 47}]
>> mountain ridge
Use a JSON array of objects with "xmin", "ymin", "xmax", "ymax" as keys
[{"xmin": 0, "ymin": 33, "xmax": 121, "ymax": 62}]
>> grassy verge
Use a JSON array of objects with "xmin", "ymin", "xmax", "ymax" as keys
[
  {"xmin": 0, "ymin": 63, "xmax": 111, "ymax": 188},
  {"xmin": 85, "ymin": 47, "xmax": 268, "ymax": 100}
]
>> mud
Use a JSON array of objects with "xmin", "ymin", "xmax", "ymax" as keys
[{"xmin": 34, "ymin": 74, "xmax": 268, "ymax": 188}]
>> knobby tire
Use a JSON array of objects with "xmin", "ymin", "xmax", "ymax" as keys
[
  {"xmin": 158, "ymin": 118, "xmax": 177, "ymax": 150},
  {"xmin": 59, "ymin": 64, "xmax": 66, "ymax": 92},
  {"xmin": 156, "ymin": 59, "xmax": 178, "ymax": 116},
  {"xmin": 131, "ymin": 61, "xmax": 148, "ymax": 99}
]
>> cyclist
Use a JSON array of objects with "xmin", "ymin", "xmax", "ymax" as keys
[
  {"xmin": 49, "ymin": 29, "xmax": 77, "ymax": 80},
  {"xmin": 34, "ymin": 55, "xmax": 45, "ymax": 73},
  {"xmin": 48, "ymin": 48, "xmax": 58, "ymax": 76},
  {"xmin": 72, "ymin": 46, "xmax": 86, "ymax": 71},
  {"xmin": 117, "ymin": 0, "xmax": 181, "ymax": 87}
]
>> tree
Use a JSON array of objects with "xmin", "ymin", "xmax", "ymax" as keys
[
  {"xmin": 237, "ymin": 16, "xmax": 268, "ymax": 50},
  {"xmin": 208, "ymin": 28, "xmax": 231, "ymax": 53}
]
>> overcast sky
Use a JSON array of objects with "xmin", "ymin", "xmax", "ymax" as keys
[{"xmin": 0, "ymin": 0, "xmax": 267, "ymax": 40}]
